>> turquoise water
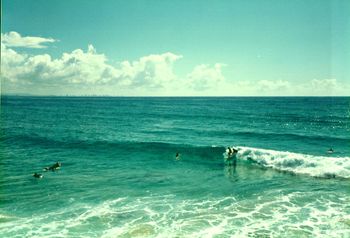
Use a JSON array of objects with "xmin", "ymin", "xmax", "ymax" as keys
[{"xmin": 1, "ymin": 96, "xmax": 350, "ymax": 237}]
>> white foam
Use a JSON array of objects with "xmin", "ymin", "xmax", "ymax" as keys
[
  {"xmin": 234, "ymin": 146, "xmax": 350, "ymax": 178},
  {"xmin": 1, "ymin": 192, "xmax": 349, "ymax": 238}
]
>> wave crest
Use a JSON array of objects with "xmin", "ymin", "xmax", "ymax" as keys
[{"xmin": 236, "ymin": 146, "xmax": 350, "ymax": 179}]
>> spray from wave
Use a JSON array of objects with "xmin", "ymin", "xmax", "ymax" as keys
[{"xmin": 233, "ymin": 146, "xmax": 350, "ymax": 179}]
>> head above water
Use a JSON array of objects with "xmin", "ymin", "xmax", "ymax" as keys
[{"xmin": 33, "ymin": 172, "xmax": 43, "ymax": 178}]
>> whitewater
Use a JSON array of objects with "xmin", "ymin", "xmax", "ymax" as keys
[{"xmin": 233, "ymin": 146, "xmax": 350, "ymax": 179}]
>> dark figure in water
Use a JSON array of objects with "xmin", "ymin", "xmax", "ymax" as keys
[
  {"xmin": 33, "ymin": 172, "xmax": 43, "ymax": 178},
  {"xmin": 53, "ymin": 162, "xmax": 61, "ymax": 169},
  {"xmin": 44, "ymin": 162, "xmax": 61, "ymax": 171},
  {"xmin": 232, "ymin": 149, "xmax": 238, "ymax": 168},
  {"xmin": 227, "ymin": 147, "xmax": 238, "ymax": 157},
  {"xmin": 327, "ymin": 148, "xmax": 334, "ymax": 153},
  {"xmin": 227, "ymin": 147, "xmax": 238, "ymax": 168},
  {"xmin": 175, "ymin": 152, "xmax": 180, "ymax": 160},
  {"xmin": 228, "ymin": 147, "xmax": 233, "ymax": 156}
]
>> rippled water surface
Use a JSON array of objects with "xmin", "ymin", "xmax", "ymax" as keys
[{"xmin": 1, "ymin": 96, "xmax": 349, "ymax": 237}]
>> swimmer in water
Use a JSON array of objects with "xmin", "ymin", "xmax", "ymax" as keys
[
  {"xmin": 53, "ymin": 162, "xmax": 61, "ymax": 169},
  {"xmin": 33, "ymin": 172, "xmax": 43, "ymax": 179},
  {"xmin": 327, "ymin": 148, "xmax": 334, "ymax": 153},
  {"xmin": 175, "ymin": 152, "xmax": 180, "ymax": 160}
]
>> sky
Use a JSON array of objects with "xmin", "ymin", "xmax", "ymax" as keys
[{"xmin": 1, "ymin": 0, "xmax": 350, "ymax": 96}]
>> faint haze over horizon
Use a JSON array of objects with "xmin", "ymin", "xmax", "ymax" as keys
[{"xmin": 1, "ymin": 0, "xmax": 350, "ymax": 96}]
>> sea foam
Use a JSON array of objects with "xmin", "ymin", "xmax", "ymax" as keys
[
  {"xmin": 2, "ymin": 193, "xmax": 349, "ymax": 238},
  {"xmin": 234, "ymin": 146, "xmax": 350, "ymax": 179}
]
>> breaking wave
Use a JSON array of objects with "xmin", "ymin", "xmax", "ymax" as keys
[{"xmin": 234, "ymin": 146, "xmax": 350, "ymax": 179}]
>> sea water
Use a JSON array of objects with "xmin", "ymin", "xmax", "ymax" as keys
[{"xmin": 0, "ymin": 96, "xmax": 349, "ymax": 237}]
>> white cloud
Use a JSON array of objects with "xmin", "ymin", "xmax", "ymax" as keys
[
  {"xmin": 311, "ymin": 78, "xmax": 338, "ymax": 92},
  {"xmin": 119, "ymin": 52, "xmax": 182, "ymax": 88},
  {"xmin": 1, "ymin": 31, "xmax": 57, "ymax": 48},
  {"xmin": 1, "ymin": 42, "xmax": 27, "ymax": 82},
  {"xmin": 187, "ymin": 63, "xmax": 225, "ymax": 91},
  {"xmin": 213, "ymin": 79, "xmax": 349, "ymax": 96},
  {"xmin": 212, "ymin": 80, "xmax": 292, "ymax": 96},
  {"xmin": 1, "ymin": 31, "xmax": 349, "ymax": 96},
  {"xmin": 256, "ymin": 79, "xmax": 291, "ymax": 92},
  {"xmin": 293, "ymin": 78, "xmax": 349, "ymax": 96},
  {"xmin": 1, "ymin": 41, "xmax": 184, "ymax": 93}
]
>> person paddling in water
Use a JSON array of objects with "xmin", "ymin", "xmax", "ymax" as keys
[
  {"xmin": 44, "ymin": 162, "xmax": 61, "ymax": 171},
  {"xmin": 33, "ymin": 172, "xmax": 43, "ymax": 178}
]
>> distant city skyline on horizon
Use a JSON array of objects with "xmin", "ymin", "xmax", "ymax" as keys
[{"xmin": 1, "ymin": 0, "xmax": 350, "ymax": 96}]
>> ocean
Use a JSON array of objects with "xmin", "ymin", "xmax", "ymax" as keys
[{"xmin": 1, "ymin": 96, "xmax": 349, "ymax": 237}]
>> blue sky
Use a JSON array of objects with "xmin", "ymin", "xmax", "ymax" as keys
[{"xmin": 1, "ymin": 0, "xmax": 349, "ymax": 96}]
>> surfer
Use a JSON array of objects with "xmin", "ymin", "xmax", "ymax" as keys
[
  {"xmin": 175, "ymin": 152, "xmax": 180, "ymax": 160},
  {"xmin": 231, "ymin": 148, "xmax": 238, "ymax": 167},
  {"xmin": 327, "ymin": 148, "xmax": 334, "ymax": 153},
  {"xmin": 227, "ymin": 147, "xmax": 238, "ymax": 167},
  {"xmin": 33, "ymin": 172, "xmax": 43, "ymax": 179},
  {"xmin": 53, "ymin": 162, "xmax": 61, "ymax": 169},
  {"xmin": 44, "ymin": 162, "xmax": 61, "ymax": 171},
  {"xmin": 228, "ymin": 147, "xmax": 233, "ymax": 156},
  {"xmin": 227, "ymin": 147, "xmax": 238, "ymax": 157}
]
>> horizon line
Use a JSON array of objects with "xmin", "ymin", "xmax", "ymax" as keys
[{"xmin": 1, "ymin": 94, "xmax": 349, "ymax": 98}]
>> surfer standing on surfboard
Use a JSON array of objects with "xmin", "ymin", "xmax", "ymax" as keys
[
  {"xmin": 227, "ymin": 147, "xmax": 238, "ymax": 167},
  {"xmin": 227, "ymin": 147, "xmax": 238, "ymax": 157}
]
